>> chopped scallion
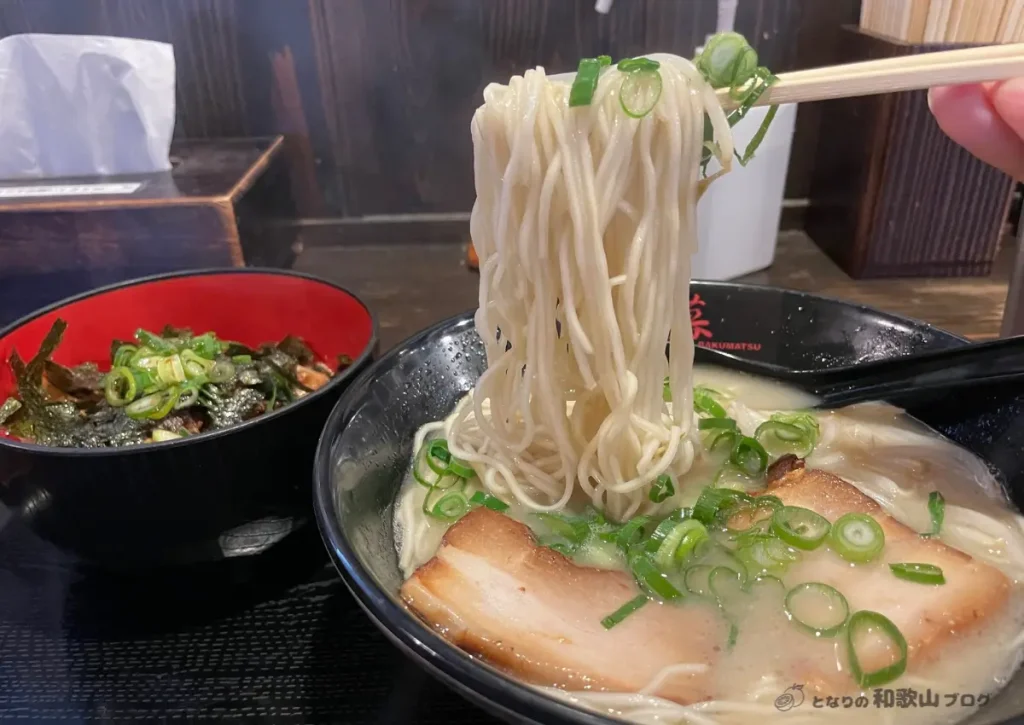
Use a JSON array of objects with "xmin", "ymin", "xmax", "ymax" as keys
[
  {"xmin": 648, "ymin": 474, "xmax": 675, "ymax": 503},
  {"xmin": 469, "ymin": 491, "xmax": 509, "ymax": 512},
  {"xmin": 693, "ymin": 487, "xmax": 753, "ymax": 526},
  {"xmin": 845, "ymin": 610, "xmax": 907, "ymax": 687},
  {"xmin": 693, "ymin": 386, "xmax": 727, "ymax": 418},
  {"xmin": 784, "ymin": 582, "xmax": 849, "ymax": 637},
  {"xmin": 728, "ymin": 436, "xmax": 768, "ymax": 476},
  {"xmin": 922, "ymin": 490, "xmax": 945, "ymax": 538},
  {"xmin": 829, "ymin": 513, "xmax": 885, "ymax": 563},
  {"xmin": 771, "ymin": 506, "xmax": 831, "ymax": 551},
  {"xmin": 600, "ymin": 594, "xmax": 648, "ymax": 630},
  {"xmin": 569, "ymin": 57, "xmax": 604, "ymax": 107},
  {"xmin": 630, "ymin": 551, "xmax": 684, "ymax": 601},
  {"xmin": 619, "ymin": 68, "xmax": 663, "ymax": 118},
  {"xmin": 534, "ymin": 513, "xmax": 591, "ymax": 545},
  {"xmin": 889, "ymin": 562, "xmax": 945, "ymax": 585}
]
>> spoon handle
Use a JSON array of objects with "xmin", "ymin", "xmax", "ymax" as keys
[{"xmin": 813, "ymin": 336, "xmax": 1024, "ymax": 407}]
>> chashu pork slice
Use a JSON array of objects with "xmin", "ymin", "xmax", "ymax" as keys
[
  {"xmin": 762, "ymin": 456, "xmax": 1012, "ymax": 686},
  {"xmin": 400, "ymin": 507, "xmax": 724, "ymax": 704}
]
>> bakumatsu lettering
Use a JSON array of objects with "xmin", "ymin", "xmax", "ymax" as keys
[{"xmin": 690, "ymin": 292, "xmax": 762, "ymax": 352}]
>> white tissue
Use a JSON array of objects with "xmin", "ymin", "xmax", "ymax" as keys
[{"xmin": 0, "ymin": 33, "xmax": 175, "ymax": 180}]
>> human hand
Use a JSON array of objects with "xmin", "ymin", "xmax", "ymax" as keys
[{"xmin": 929, "ymin": 80, "xmax": 1024, "ymax": 179}]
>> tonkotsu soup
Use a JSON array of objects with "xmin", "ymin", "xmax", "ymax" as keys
[
  {"xmin": 395, "ymin": 368, "xmax": 1024, "ymax": 725},
  {"xmin": 388, "ymin": 34, "xmax": 1024, "ymax": 725}
]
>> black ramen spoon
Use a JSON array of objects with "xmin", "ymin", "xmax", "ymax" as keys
[{"xmin": 693, "ymin": 335, "xmax": 1024, "ymax": 409}]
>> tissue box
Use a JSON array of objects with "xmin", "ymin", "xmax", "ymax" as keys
[{"xmin": 0, "ymin": 136, "xmax": 298, "ymax": 327}]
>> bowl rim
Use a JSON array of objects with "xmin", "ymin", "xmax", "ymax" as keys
[
  {"xmin": 0, "ymin": 267, "xmax": 379, "ymax": 458},
  {"xmin": 313, "ymin": 281, "xmax": 969, "ymax": 724}
]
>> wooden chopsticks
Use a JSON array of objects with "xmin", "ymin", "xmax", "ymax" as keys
[{"xmin": 717, "ymin": 43, "xmax": 1024, "ymax": 109}]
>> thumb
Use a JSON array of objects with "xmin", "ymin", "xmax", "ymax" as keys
[{"xmin": 928, "ymin": 82, "xmax": 1024, "ymax": 179}]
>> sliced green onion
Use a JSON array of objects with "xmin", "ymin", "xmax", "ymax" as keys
[
  {"xmin": 645, "ymin": 509, "xmax": 689, "ymax": 552},
  {"xmin": 413, "ymin": 442, "xmax": 449, "ymax": 488},
  {"xmin": 613, "ymin": 515, "xmax": 653, "ymax": 552},
  {"xmin": 707, "ymin": 432, "xmax": 741, "ymax": 459},
  {"xmin": 830, "ymin": 513, "xmax": 885, "ymax": 563},
  {"xmin": 430, "ymin": 491, "xmax": 469, "ymax": 521},
  {"xmin": 569, "ymin": 57, "xmax": 603, "ymax": 107},
  {"xmin": 746, "ymin": 574, "xmax": 785, "ymax": 598},
  {"xmin": 771, "ymin": 506, "xmax": 831, "ymax": 551},
  {"xmin": 785, "ymin": 582, "xmax": 849, "ymax": 637},
  {"xmin": 175, "ymin": 384, "xmax": 201, "ymax": 409},
  {"xmin": 469, "ymin": 491, "xmax": 509, "ymax": 512},
  {"xmin": 445, "ymin": 457, "xmax": 475, "ymax": 479},
  {"xmin": 180, "ymin": 349, "xmax": 214, "ymax": 379},
  {"xmin": 755, "ymin": 412, "xmax": 820, "ymax": 457},
  {"xmin": 534, "ymin": 513, "xmax": 590, "ymax": 545},
  {"xmin": 736, "ymin": 535, "xmax": 797, "ymax": 576},
  {"xmin": 630, "ymin": 551, "xmax": 683, "ymax": 601},
  {"xmin": 696, "ymin": 32, "xmax": 757, "ymax": 90},
  {"xmin": 846, "ymin": 610, "xmax": 908, "ymax": 688},
  {"xmin": 601, "ymin": 594, "xmax": 648, "ymax": 630},
  {"xmin": 232, "ymin": 354, "xmax": 253, "ymax": 364},
  {"xmin": 923, "ymin": 490, "xmax": 945, "ymax": 538},
  {"xmin": 693, "ymin": 487, "xmax": 754, "ymax": 525},
  {"xmin": 674, "ymin": 521, "xmax": 710, "ymax": 567},
  {"xmin": 889, "ymin": 562, "xmax": 945, "ymax": 585},
  {"xmin": 649, "ymin": 474, "xmax": 675, "ymax": 503},
  {"xmin": 104, "ymin": 366, "xmax": 138, "ymax": 407},
  {"xmin": 150, "ymin": 387, "xmax": 179, "ymax": 419},
  {"xmin": 596, "ymin": 55, "xmax": 612, "ymax": 67},
  {"xmin": 209, "ymin": 359, "xmax": 236, "ymax": 384},
  {"xmin": 151, "ymin": 429, "xmax": 183, "ymax": 442},
  {"xmin": 189, "ymin": 332, "xmax": 222, "ymax": 360},
  {"xmin": 617, "ymin": 57, "xmax": 661, "ymax": 72},
  {"xmin": 654, "ymin": 520, "xmax": 708, "ymax": 570},
  {"xmin": 425, "ymin": 439, "xmax": 452, "ymax": 474},
  {"xmin": 134, "ymin": 328, "xmax": 176, "ymax": 354},
  {"xmin": 694, "ymin": 386, "xmax": 727, "ymax": 418},
  {"xmin": 709, "ymin": 566, "xmax": 745, "ymax": 604},
  {"xmin": 112, "ymin": 344, "xmax": 137, "ymax": 368},
  {"xmin": 619, "ymin": 68, "xmax": 663, "ymax": 118},
  {"xmin": 699, "ymin": 417, "xmax": 738, "ymax": 432},
  {"xmin": 156, "ymin": 354, "xmax": 186, "ymax": 385},
  {"xmin": 729, "ymin": 436, "xmax": 769, "ymax": 476},
  {"xmin": 684, "ymin": 564, "xmax": 713, "ymax": 597},
  {"xmin": 737, "ymin": 85, "xmax": 779, "ymax": 165},
  {"xmin": 125, "ymin": 391, "xmax": 168, "ymax": 420}
]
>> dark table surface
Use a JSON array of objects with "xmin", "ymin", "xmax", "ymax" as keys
[
  {"xmin": 0, "ymin": 234, "xmax": 1013, "ymax": 723},
  {"xmin": 0, "ymin": 244, "xmax": 492, "ymax": 724}
]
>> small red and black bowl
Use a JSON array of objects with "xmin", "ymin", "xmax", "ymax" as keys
[{"xmin": 0, "ymin": 269, "xmax": 377, "ymax": 568}]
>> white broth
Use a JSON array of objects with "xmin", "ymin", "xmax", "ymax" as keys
[{"xmin": 394, "ymin": 366, "xmax": 1024, "ymax": 725}]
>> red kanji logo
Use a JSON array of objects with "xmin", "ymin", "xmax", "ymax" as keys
[{"xmin": 690, "ymin": 293, "xmax": 712, "ymax": 340}]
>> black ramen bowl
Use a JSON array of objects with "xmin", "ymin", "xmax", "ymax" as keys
[
  {"xmin": 314, "ymin": 282, "xmax": 1024, "ymax": 725},
  {"xmin": 0, "ymin": 269, "xmax": 378, "ymax": 568}
]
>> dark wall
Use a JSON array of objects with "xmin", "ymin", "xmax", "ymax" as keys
[{"xmin": 0, "ymin": 0, "xmax": 859, "ymax": 219}]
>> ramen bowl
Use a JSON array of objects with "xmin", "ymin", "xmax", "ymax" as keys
[
  {"xmin": 0, "ymin": 269, "xmax": 377, "ymax": 567},
  {"xmin": 314, "ymin": 282, "xmax": 1024, "ymax": 725}
]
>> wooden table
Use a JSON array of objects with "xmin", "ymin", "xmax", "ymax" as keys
[{"xmin": 295, "ymin": 231, "xmax": 1011, "ymax": 351}]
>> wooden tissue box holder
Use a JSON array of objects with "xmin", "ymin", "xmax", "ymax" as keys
[
  {"xmin": 806, "ymin": 27, "xmax": 1014, "ymax": 278},
  {"xmin": 0, "ymin": 136, "xmax": 298, "ymax": 327}
]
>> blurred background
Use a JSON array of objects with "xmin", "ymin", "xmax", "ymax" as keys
[{"xmin": 0, "ymin": 0, "xmax": 1020, "ymax": 346}]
